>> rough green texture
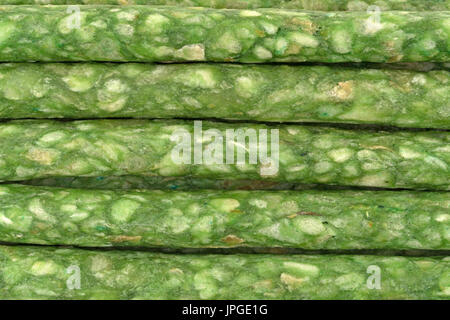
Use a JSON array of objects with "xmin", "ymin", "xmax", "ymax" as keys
[
  {"xmin": 0, "ymin": 184, "xmax": 448, "ymax": 249},
  {"xmin": 0, "ymin": 120, "xmax": 448, "ymax": 189},
  {"xmin": 0, "ymin": 245, "xmax": 448, "ymax": 299},
  {"xmin": 0, "ymin": 0, "xmax": 448, "ymax": 11},
  {"xmin": 0, "ymin": 6, "xmax": 448, "ymax": 63},
  {"xmin": 21, "ymin": 175, "xmax": 298, "ymax": 190},
  {"xmin": 0, "ymin": 63, "xmax": 448, "ymax": 129}
]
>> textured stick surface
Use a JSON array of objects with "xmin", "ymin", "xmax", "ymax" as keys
[
  {"xmin": 0, "ymin": 184, "xmax": 448, "ymax": 249},
  {"xmin": 0, "ymin": 245, "xmax": 448, "ymax": 299},
  {"xmin": 0, "ymin": 0, "xmax": 448, "ymax": 11},
  {"xmin": 0, "ymin": 6, "xmax": 448, "ymax": 63},
  {"xmin": 0, "ymin": 63, "xmax": 448, "ymax": 129},
  {"xmin": 0, "ymin": 120, "xmax": 448, "ymax": 190},
  {"xmin": 21, "ymin": 175, "xmax": 300, "ymax": 190}
]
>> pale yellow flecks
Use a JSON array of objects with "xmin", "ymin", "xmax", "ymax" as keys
[
  {"xmin": 216, "ymin": 32, "xmax": 241, "ymax": 54},
  {"xmin": 331, "ymin": 29, "xmax": 352, "ymax": 54},
  {"xmin": 28, "ymin": 198, "xmax": 53, "ymax": 222},
  {"xmin": 281, "ymin": 201, "xmax": 299, "ymax": 213},
  {"xmin": 328, "ymin": 148, "xmax": 353, "ymax": 163},
  {"xmin": 287, "ymin": 32, "xmax": 319, "ymax": 48},
  {"xmin": 275, "ymin": 38, "xmax": 288, "ymax": 53},
  {"xmin": 283, "ymin": 262, "xmax": 319, "ymax": 277},
  {"xmin": 192, "ymin": 215, "xmax": 213, "ymax": 234},
  {"xmin": 98, "ymin": 97, "xmax": 127, "ymax": 112},
  {"xmin": 288, "ymin": 165, "xmax": 307, "ymax": 172},
  {"xmin": 314, "ymin": 138, "xmax": 333, "ymax": 149},
  {"xmin": 168, "ymin": 216, "xmax": 190, "ymax": 234},
  {"xmin": 105, "ymin": 79, "xmax": 127, "ymax": 93},
  {"xmin": 260, "ymin": 22, "xmax": 278, "ymax": 35},
  {"xmin": 58, "ymin": 13, "xmax": 86, "ymax": 34},
  {"xmin": 39, "ymin": 131, "xmax": 66, "ymax": 144},
  {"xmin": 294, "ymin": 216, "xmax": 326, "ymax": 235},
  {"xmin": 435, "ymin": 214, "xmax": 449, "ymax": 222},
  {"xmin": 210, "ymin": 198, "xmax": 240, "ymax": 212},
  {"xmin": 115, "ymin": 24, "xmax": 134, "ymax": 37},
  {"xmin": 359, "ymin": 172, "xmax": 392, "ymax": 187},
  {"xmin": 117, "ymin": 10, "xmax": 137, "ymax": 21},
  {"xmin": 177, "ymin": 68, "xmax": 217, "ymax": 89},
  {"xmin": 424, "ymin": 156, "xmax": 447, "ymax": 170},
  {"xmin": 0, "ymin": 213, "xmax": 12, "ymax": 226},
  {"xmin": 240, "ymin": 10, "xmax": 262, "ymax": 17},
  {"xmin": 194, "ymin": 272, "xmax": 218, "ymax": 299},
  {"xmin": 363, "ymin": 16, "xmax": 384, "ymax": 35},
  {"xmin": 357, "ymin": 149, "xmax": 378, "ymax": 160},
  {"xmin": 411, "ymin": 74, "xmax": 427, "ymax": 86},
  {"xmin": 280, "ymin": 273, "xmax": 305, "ymax": 290},
  {"xmin": 31, "ymin": 260, "xmax": 59, "ymax": 276},
  {"xmin": 70, "ymin": 212, "xmax": 89, "ymax": 221},
  {"xmin": 26, "ymin": 148, "xmax": 60, "ymax": 166},
  {"xmin": 59, "ymin": 203, "xmax": 77, "ymax": 213},
  {"xmin": 335, "ymin": 273, "xmax": 365, "ymax": 290},
  {"xmin": 314, "ymin": 161, "xmax": 333, "ymax": 174},
  {"xmin": 249, "ymin": 199, "xmax": 267, "ymax": 209},
  {"xmin": 399, "ymin": 147, "xmax": 422, "ymax": 159},
  {"xmin": 90, "ymin": 255, "xmax": 111, "ymax": 273},
  {"xmin": 0, "ymin": 22, "xmax": 15, "ymax": 44},
  {"xmin": 110, "ymin": 199, "xmax": 140, "ymax": 223},
  {"xmin": 175, "ymin": 44, "xmax": 205, "ymax": 61},
  {"xmin": 15, "ymin": 166, "xmax": 35, "ymax": 178},
  {"xmin": 331, "ymin": 81, "xmax": 354, "ymax": 100},
  {"xmin": 145, "ymin": 14, "xmax": 170, "ymax": 34},
  {"xmin": 253, "ymin": 46, "xmax": 273, "ymax": 59},
  {"xmin": 235, "ymin": 76, "xmax": 258, "ymax": 98}
]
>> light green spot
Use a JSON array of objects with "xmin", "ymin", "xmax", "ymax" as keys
[
  {"xmin": 328, "ymin": 148, "xmax": 354, "ymax": 163},
  {"xmin": 110, "ymin": 199, "xmax": 140, "ymax": 223},
  {"xmin": 331, "ymin": 30, "xmax": 352, "ymax": 54},
  {"xmin": 283, "ymin": 262, "xmax": 320, "ymax": 277},
  {"xmin": 0, "ymin": 22, "xmax": 15, "ymax": 44},
  {"xmin": 288, "ymin": 32, "xmax": 319, "ymax": 48},
  {"xmin": 0, "ymin": 208, "xmax": 33, "ymax": 232},
  {"xmin": 253, "ymin": 46, "xmax": 273, "ymax": 59},
  {"xmin": 216, "ymin": 32, "xmax": 241, "ymax": 54},
  {"xmin": 235, "ymin": 76, "xmax": 259, "ymax": 98},
  {"xmin": 335, "ymin": 273, "xmax": 365, "ymax": 290},
  {"xmin": 28, "ymin": 198, "xmax": 53, "ymax": 222},
  {"xmin": 293, "ymin": 216, "xmax": 326, "ymax": 235},
  {"xmin": 30, "ymin": 261, "xmax": 59, "ymax": 276},
  {"xmin": 210, "ymin": 198, "xmax": 240, "ymax": 212},
  {"xmin": 144, "ymin": 14, "xmax": 170, "ymax": 34}
]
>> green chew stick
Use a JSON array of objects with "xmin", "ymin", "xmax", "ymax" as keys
[
  {"xmin": 0, "ymin": 120, "xmax": 448, "ymax": 190},
  {"xmin": 20, "ymin": 175, "xmax": 300, "ymax": 190},
  {"xmin": 0, "ymin": 0, "xmax": 448, "ymax": 11},
  {"xmin": 0, "ymin": 245, "xmax": 448, "ymax": 299},
  {"xmin": 0, "ymin": 6, "xmax": 448, "ymax": 63},
  {"xmin": 0, "ymin": 184, "xmax": 448, "ymax": 249},
  {"xmin": 1, "ymin": 63, "xmax": 448, "ymax": 129}
]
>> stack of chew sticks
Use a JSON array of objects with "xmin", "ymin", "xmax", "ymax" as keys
[{"xmin": 0, "ymin": 1, "xmax": 448, "ymax": 300}]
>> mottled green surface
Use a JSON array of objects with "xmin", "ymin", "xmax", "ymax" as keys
[
  {"xmin": 0, "ymin": 63, "xmax": 448, "ymax": 129},
  {"xmin": 0, "ymin": 184, "xmax": 448, "ymax": 249},
  {"xmin": 0, "ymin": 120, "xmax": 448, "ymax": 189},
  {"xmin": 0, "ymin": 0, "xmax": 448, "ymax": 11},
  {"xmin": 21, "ymin": 175, "xmax": 299, "ymax": 190},
  {"xmin": 0, "ymin": 6, "xmax": 448, "ymax": 63},
  {"xmin": 0, "ymin": 245, "xmax": 448, "ymax": 299}
]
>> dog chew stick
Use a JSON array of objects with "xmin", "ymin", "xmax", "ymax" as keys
[
  {"xmin": 0, "ymin": 63, "xmax": 449, "ymax": 129},
  {"xmin": 0, "ymin": 6, "xmax": 448, "ymax": 63},
  {"xmin": 0, "ymin": 245, "xmax": 449, "ymax": 299},
  {"xmin": 0, "ymin": 120, "xmax": 448, "ymax": 190},
  {"xmin": 0, "ymin": 0, "xmax": 448, "ymax": 11},
  {"xmin": 0, "ymin": 184, "xmax": 448, "ymax": 249}
]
